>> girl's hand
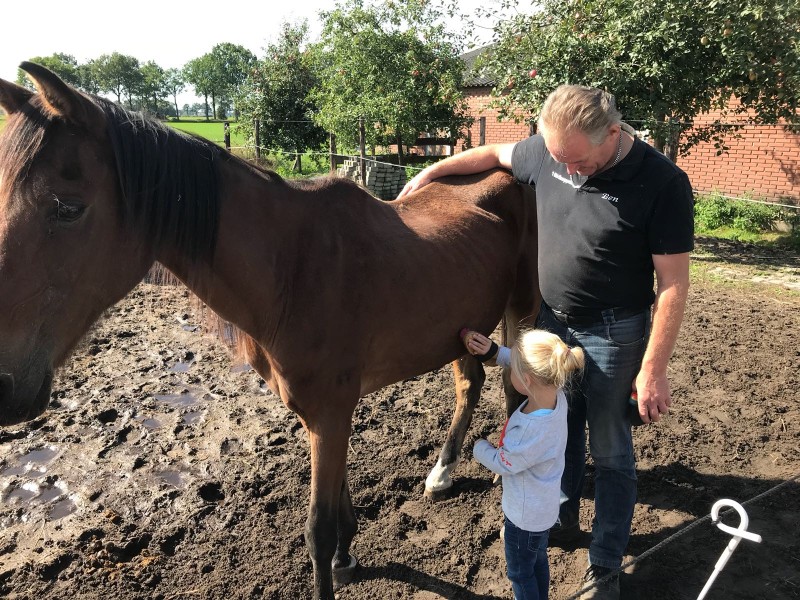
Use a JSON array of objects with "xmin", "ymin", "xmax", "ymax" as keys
[{"xmin": 460, "ymin": 329, "xmax": 494, "ymax": 356}]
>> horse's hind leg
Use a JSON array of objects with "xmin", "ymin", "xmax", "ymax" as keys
[
  {"xmin": 424, "ymin": 355, "xmax": 485, "ymax": 500},
  {"xmin": 332, "ymin": 477, "xmax": 358, "ymax": 588},
  {"xmin": 501, "ymin": 313, "xmax": 528, "ymax": 418}
]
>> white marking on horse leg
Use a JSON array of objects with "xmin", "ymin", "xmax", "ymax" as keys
[{"xmin": 424, "ymin": 457, "xmax": 459, "ymax": 493}]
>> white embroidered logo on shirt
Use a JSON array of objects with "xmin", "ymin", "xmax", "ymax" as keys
[
  {"xmin": 602, "ymin": 193, "xmax": 619, "ymax": 203},
  {"xmin": 551, "ymin": 171, "xmax": 584, "ymax": 189}
]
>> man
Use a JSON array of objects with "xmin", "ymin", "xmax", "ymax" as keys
[{"xmin": 398, "ymin": 85, "xmax": 693, "ymax": 599}]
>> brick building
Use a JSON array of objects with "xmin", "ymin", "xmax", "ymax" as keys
[{"xmin": 457, "ymin": 48, "xmax": 800, "ymax": 203}]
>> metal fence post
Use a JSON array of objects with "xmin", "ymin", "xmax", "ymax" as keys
[
  {"xmin": 359, "ymin": 117, "xmax": 366, "ymax": 186},
  {"xmin": 329, "ymin": 133, "xmax": 337, "ymax": 174}
]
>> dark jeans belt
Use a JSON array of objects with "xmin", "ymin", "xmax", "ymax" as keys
[{"xmin": 545, "ymin": 303, "xmax": 646, "ymax": 328}]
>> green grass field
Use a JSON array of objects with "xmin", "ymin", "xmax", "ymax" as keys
[
  {"xmin": 167, "ymin": 120, "xmax": 250, "ymax": 148},
  {"xmin": 0, "ymin": 115, "xmax": 251, "ymax": 148}
]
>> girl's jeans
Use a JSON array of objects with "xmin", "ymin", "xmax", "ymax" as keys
[
  {"xmin": 504, "ymin": 516, "xmax": 550, "ymax": 600},
  {"xmin": 537, "ymin": 304, "xmax": 651, "ymax": 569}
]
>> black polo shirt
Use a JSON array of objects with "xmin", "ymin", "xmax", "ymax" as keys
[{"xmin": 511, "ymin": 132, "xmax": 694, "ymax": 314}]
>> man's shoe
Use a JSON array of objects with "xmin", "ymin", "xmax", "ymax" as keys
[
  {"xmin": 577, "ymin": 564, "xmax": 620, "ymax": 600},
  {"xmin": 549, "ymin": 516, "xmax": 581, "ymax": 542}
]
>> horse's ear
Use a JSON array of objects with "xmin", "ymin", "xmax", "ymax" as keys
[
  {"xmin": 19, "ymin": 61, "xmax": 102, "ymax": 127},
  {"xmin": 0, "ymin": 78, "xmax": 34, "ymax": 115}
]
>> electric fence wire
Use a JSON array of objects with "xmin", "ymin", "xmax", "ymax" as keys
[{"xmin": 228, "ymin": 144, "xmax": 800, "ymax": 204}]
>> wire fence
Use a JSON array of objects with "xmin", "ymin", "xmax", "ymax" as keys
[{"xmin": 228, "ymin": 141, "xmax": 800, "ymax": 208}]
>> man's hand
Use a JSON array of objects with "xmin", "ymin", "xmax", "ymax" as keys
[
  {"xmin": 397, "ymin": 171, "xmax": 432, "ymax": 199},
  {"xmin": 397, "ymin": 143, "xmax": 516, "ymax": 200},
  {"xmin": 632, "ymin": 371, "xmax": 672, "ymax": 424}
]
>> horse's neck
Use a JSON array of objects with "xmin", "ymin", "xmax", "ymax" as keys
[{"xmin": 156, "ymin": 162, "xmax": 295, "ymax": 340}]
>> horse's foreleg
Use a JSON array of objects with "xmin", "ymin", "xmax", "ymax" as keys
[
  {"xmin": 425, "ymin": 355, "xmax": 485, "ymax": 500},
  {"xmin": 305, "ymin": 421, "xmax": 351, "ymax": 600},
  {"xmin": 332, "ymin": 477, "xmax": 358, "ymax": 588}
]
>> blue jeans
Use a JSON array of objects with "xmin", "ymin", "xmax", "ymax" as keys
[
  {"xmin": 504, "ymin": 516, "xmax": 550, "ymax": 600},
  {"xmin": 537, "ymin": 304, "xmax": 651, "ymax": 569}
]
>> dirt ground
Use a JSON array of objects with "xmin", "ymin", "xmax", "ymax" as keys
[{"xmin": 1, "ymin": 237, "xmax": 798, "ymax": 600}]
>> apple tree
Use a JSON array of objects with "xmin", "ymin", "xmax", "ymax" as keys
[
  {"xmin": 481, "ymin": 0, "xmax": 799, "ymax": 160},
  {"xmin": 238, "ymin": 21, "xmax": 328, "ymax": 171},
  {"xmin": 309, "ymin": 0, "xmax": 472, "ymax": 163}
]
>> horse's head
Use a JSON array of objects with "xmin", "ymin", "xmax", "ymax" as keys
[{"xmin": 0, "ymin": 63, "xmax": 156, "ymax": 425}]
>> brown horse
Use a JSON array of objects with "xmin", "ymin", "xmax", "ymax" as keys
[{"xmin": 0, "ymin": 63, "xmax": 539, "ymax": 600}]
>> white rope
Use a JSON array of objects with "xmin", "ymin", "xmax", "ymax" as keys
[{"xmin": 694, "ymin": 190, "xmax": 800, "ymax": 211}]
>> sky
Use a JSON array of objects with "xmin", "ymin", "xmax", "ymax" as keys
[{"xmin": 3, "ymin": 0, "xmax": 500, "ymax": 107}]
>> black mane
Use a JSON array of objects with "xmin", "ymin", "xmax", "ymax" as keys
[{"xmin": 97, "ymin": 98, "xmax": 223, "ymax": 263}]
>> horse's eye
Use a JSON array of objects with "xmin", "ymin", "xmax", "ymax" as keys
[{"xmin": 50, "ymin": 198, "xmax": 86, "ymax": 223}]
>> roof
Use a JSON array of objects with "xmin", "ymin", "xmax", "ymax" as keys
[{"xmin": 460, "ymin": 45, "xmax": 496, "ymax": 88}]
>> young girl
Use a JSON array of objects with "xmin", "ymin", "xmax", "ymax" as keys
[{"xmin": 462, "ymin": 328, "xmax": 584, "ymax": 600}]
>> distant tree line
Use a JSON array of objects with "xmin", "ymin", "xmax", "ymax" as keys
[
  {"xmin": 16, "ymin": 0, "xmax": 471, "ymax": 168},
  {"xmin": 16, "ymin": 45, "xmax": 255, "ymax": 121}
]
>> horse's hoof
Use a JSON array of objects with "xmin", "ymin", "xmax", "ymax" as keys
[
  {"xmin": 332, "ymin": 554, "xmax": 358, "ymax": 589},
  {"xmin": 423, "ymin": 486, "xmax": 452, "ymax": 502}
]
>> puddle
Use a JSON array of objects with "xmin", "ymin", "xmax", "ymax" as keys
[
  {"xmin": 182, "ymin": 411, "xmax": 204, "ymax": 426},
  {"xmin": 157, "ymin": 470, "xmax": 188, "ymax": 489},
  {"xmin": 7, "ymin": 484, "xmax": 37, "ymax": 503},
  {"xmin": 50, "ymin": 498, "xmax": 77, "ymax": 520},
  {"xmin": 1, "ymin": 446, "xmax": 59, "ymax": 477},
  {"xmin": 2, "ymin": 478, "xmax": 75, "ymax": 521},
  {"xmin": 154, "ymin": 391, "xmax": 200, "ymax": 409},
  {"xmin": 135, "ymin": 416, "xmax": 163, "ymax": 429},
  {"xmin": 169, "ymin": 360, "xmax": 195, "ymax": 373}
]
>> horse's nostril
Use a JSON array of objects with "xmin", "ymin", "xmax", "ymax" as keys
[{"xmin": 0, "ymin": 373, "xmax": 14, "ymax": 402}]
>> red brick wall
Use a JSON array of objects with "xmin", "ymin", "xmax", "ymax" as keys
[
  {"xmin": 460, "ymin": 87, "xmax": 531, "ymax": 150},
  {"xmin": 676, "ymin": 109, "xmax": 800, "ymax": 203},
  {"xmin": 461, "ymin": 88, "xmax": 800, "ymax": 203}
]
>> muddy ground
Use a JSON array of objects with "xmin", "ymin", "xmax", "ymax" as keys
[{"xmin": 1, "ymin": 237, "xmax": 799, "ymax": 600}]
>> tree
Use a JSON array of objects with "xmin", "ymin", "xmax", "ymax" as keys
[
  {"xmin": 482, "ymin": 0, "xmax": 800, "ymax": 160},
  {"xmin": 78, "ymin": 61, "xmax": 101, "ymax": 95},
  {"xmin": 310, "ymin": 0, "xmax": 472, "ymax": 163},
  {"xmin": 184, "ymin": 55, "xmax": 215, "ymax": 119},
  {"xmin": 165, "ymin": 69, "xmax": 186, "ymax": 119},
  {"xmin": 207, "ymin": 43, "xmax": 258, "ymax": 120},
  {"xmin": 16, "ymin": 53, "xmax": 80, "ymax": 89},
  {"xmin": 239, "ymin": 21, "xmax": 328, "ymax": 172},
  {"xmin": 93, "ymin": 52, "xmax": 142, "ymax": 107},
  {"xmin": 139, "ymin": 61, "xmax": 167, "ymax": 115}
]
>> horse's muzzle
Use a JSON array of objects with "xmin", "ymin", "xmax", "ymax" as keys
[{"xmin": 0, "ymin": 370, "xmax": 52, "ymax": 426}]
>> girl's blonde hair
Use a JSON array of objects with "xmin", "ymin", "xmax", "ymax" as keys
[
  {"xmin": 510, "ymin": 329, "xmax": 585, "ymax": 390},
  {"xmin": 538, "ymin": 84, "xmax": 622, "ymax": 146}
]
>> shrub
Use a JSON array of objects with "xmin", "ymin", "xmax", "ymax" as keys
[
  {"xmin": 694, "ymin": 194, "xmax": 735, "ymax": 231},
  {"xmin": 694, "ymin": 192, "xmax": 796, "ymax": 234}
]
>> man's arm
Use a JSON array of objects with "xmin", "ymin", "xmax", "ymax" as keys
[
  {"xmin": 634, "ymin": 252, "xmax": 690, "ymax": 423},
  {"xmin": 397, "ymin": 143, "xmax": 517, "ymax": 198}
]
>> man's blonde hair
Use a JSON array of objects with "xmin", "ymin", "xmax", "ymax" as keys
[
  {"xmin": 510, "ymin": 329, "xmax": 585, "ymax": 391},
  {"xmin": 538, "ymin": 85, "xmax": 622, "ymax": 146}
]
